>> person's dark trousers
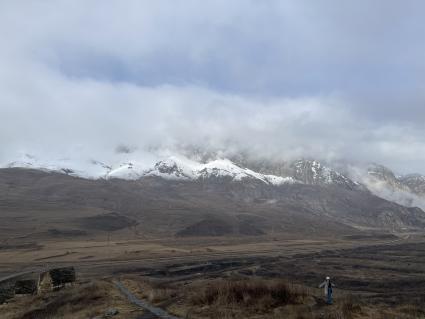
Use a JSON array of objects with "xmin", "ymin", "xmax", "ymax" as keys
[{"xmin": 327, "ymin": 288, "xmax": 333, "ymax": 304}]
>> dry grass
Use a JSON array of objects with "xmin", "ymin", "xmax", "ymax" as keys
[
  {"xmin": 191, "ymin": 278, "xmax": 308, "ymax": 309},
  {"xmin": 339, "ymin": 296, "xmax": 362, "ymax": 319},
  {"xmin": 121, "ymin": 276, "xmax": 177, "ymax": 305},
  {"xmin": 373, "ymin": 304, "xmax": 425, "ymax": 319},
  {"xmin": 120, "ymin": 276, "xmax": 370, "ymax": 319},
  {"xmin": 0, "ymin": 280, "xmax": 143, "ymax": 319},
  {"xmin": 91, "ymin": 276, "xmax": 425, "ymax": 319},
  {"xmin": 120, "ymin": 276, "xmax": 312, "ymax": 318},
  {"xmin": 147, "ymin": 286, "xmax": 177, "ymax": 303}
]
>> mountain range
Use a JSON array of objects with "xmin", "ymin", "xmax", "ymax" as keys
[
  {"xmin": 1, "ymin": 153, "xmax": 425, "ymax": 238},
  {"xmin": 5, "ymin": 153, "xmax": 425, "ymax": 198}
]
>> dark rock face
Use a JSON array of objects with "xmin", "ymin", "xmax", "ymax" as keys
[
  {"xmin": 234, "ymin": 158, "xmax": 359, "ymax": 190},
  {"xmin": 153, "ymin": 160, "xmax": 187, "ymax": 177}
]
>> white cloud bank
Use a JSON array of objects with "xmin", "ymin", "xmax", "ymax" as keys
[{"xmin": 1, "ymin": 1, "xmax": 425, "ymax": 174}]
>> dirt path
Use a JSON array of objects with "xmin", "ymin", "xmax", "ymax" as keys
[{"xmin": 113, "ymin": 281, "xmax": 181, "ymax": 319}]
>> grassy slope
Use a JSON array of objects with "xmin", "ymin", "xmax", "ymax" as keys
[{"xmin": 0, "ymin": 280, "xmax": 144, "ymax": 319}]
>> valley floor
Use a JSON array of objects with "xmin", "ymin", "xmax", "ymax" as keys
[{"xmin": 1, "ymin": 233, "xmax": 425, "ymax": 318}]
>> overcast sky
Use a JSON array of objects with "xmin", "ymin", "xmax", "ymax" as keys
[{"xmin": 0, "ymin": 1, "xmax": 425, "ymax": 173}]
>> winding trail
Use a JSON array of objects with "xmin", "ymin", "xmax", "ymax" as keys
[{"xmin": 113, "ymin": 281, "xmax": 181, "ymax": 319}]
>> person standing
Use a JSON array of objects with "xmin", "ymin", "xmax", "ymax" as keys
[{"xmin": 319, "ymin": 276, "xmax": 335, "ymax": 304}]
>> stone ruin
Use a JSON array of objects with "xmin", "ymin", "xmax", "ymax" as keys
[
  {"xmin": 0, "ymin": 266, "xmax": 76, "ymax": 303},
  {"xmin": 14, "ymin": 279, "xmax": 38, "ymax": 295},
  {"xmin": 44, "ymin": 267, "xmax": 76, "ymax": 290},
  {"xmin": 0, "ymin": 282, "xmax": 15, "ymax": 304}
]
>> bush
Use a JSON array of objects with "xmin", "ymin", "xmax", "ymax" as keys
[{"xmin": 192, "ymin": 278, "xmax": 306, "ymax": 308}]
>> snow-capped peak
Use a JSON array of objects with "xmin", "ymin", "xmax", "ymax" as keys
[
  {"xmin": 4, "ymin": 154, "xmax": 296, "ymax": 186},
  {"xmin": 292, "ymin": 159, "xmax": 358, "ymax": 188},
  {"xmin": 198, "ymin": 159, "xmax": 262, "ymax": 180},
  {"xmin": 144, "ymin": 156, "xmax": 198, "ymax": 180},
  {"xmin": 142, "ymin": 157, "xmax": 295, "ymax": 185}
]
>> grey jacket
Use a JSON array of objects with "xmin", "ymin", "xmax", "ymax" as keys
[{"xmin": 319, "ymin": 280, "xmax": 335, "ymax": 296}]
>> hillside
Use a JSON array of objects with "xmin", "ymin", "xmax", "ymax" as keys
[{"xmin": 1, "ymin": 166, "xmax": 424, "ymax": 244}]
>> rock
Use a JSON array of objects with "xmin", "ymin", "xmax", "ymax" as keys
[{"xmin": 105, "ymin": 308, "xmax": 119, "ymax": 317}]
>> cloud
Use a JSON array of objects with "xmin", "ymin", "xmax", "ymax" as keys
[{"xmin": 0, "ymin": 1, "xmax": 425, "ymax": 174}]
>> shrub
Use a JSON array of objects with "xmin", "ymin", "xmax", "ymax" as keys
[{"xmin": 192, "ymin": 278, "xmax": 306, "ymax": 308}]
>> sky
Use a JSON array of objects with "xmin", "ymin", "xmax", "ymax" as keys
[{"xmin": 0, "ymin": 0, "xmax": 425, "ymax": 173}]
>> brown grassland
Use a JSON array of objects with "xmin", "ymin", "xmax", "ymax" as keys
[{"xmin": 1, "ymin": 234, "xmax": 425, "ymax": 318}]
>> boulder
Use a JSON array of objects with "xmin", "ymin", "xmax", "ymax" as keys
[{"xmin": 105, "ymin": 308, "xmax": 119, "ymax": 317}]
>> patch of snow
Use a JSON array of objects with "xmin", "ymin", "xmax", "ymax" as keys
[
  {"xmin": 198, "ymin": 159, "xmax": 267, "ymax": 182},
  {"xmin": 264, "ymin": 175, "xmax": 296, "ymax": 185},
  {"xmin": 107, "ymin": 162, "xmax": 146, "ymax": 180}
]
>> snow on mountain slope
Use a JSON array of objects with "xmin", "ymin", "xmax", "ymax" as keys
[
  {"xmin": 263, "ymin": 174, "xmax": 295, "ymax": 185},
  {"xmin": 198, "ymin": 159, "xmax": 268, "ymax": 182},
  {"xmin": 144, "ymin": 156, "xmax": 198, "ymax": 180},
  {"xmin": 142, "ymin": 157, "xmax": 295, "ymax": 185},
  {"xmin": 3, "ymin": 154, "xmax": 296, "ymax": 185},
  {"xmin": 6, "ymin": 154, "xmax": 111, "ymax": 179},
  {"xmin": 107, "ymin": 162, "xmax": 148, "ymax": 180},
  {"xmin": 5, "ymin": 153, "xmax": 425, "ymax": 213},
  {"xmin": 291, "ymin": 159, "xmax": 358, "ymax": 189}
]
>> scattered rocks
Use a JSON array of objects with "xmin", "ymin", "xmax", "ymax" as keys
[{"xmin": 105, "ymin": 308, "xmax": 119, "ymax": 317}]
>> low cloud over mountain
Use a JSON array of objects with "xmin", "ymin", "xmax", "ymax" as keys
[{"xmin": 1, "ymin": 1, "xmax": 425, "ymax": 174}]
